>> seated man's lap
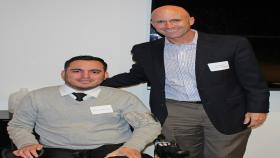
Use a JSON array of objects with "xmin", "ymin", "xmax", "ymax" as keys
[
  {"xmin": 41, "ymin": 143, "xmax": 152, "ymax": 158},
  {"xmin": 42, "ymin": 143, "xmax": 123, "ymax": 158}
]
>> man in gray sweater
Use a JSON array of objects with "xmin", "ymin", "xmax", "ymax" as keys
[{"xmin": 7, "ymin": 55, "xmax": 161, "ymax": 158}]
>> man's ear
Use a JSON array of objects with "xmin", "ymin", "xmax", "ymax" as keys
[
  {"xmin": 151, "ymin": 21, "xmax": 156, "ymax": 29},
  {"xmin": 190, "ymin": 17, "xmax": 195, "ymax": 26},
  {"xmin": 61, "ymin": 70, "xmax": 66, "ymax": 81},
  {"xmin": 104, "ymin": 72, "xmax": 109, "ymax": 79}
]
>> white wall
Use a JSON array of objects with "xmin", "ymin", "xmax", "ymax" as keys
[
  {"xmin": 244, "ymin": 91, "xmax": 280, "ymax": 158},
  {"xmin": 0, "ymin": 0, "xmax": 151, "ymax": 110}
]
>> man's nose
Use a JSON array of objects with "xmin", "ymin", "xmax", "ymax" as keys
[
  {"xmin": 165, "ymin": 21, "xmax": 174, "ymax": 28},
  {"xmin": 82, "ymin": 72, "xmax": 90, "ymax": 78}
]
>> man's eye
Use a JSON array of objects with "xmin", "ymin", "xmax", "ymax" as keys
[
  {"xmin": 170, "ymin": 19, "xmax": 181, "ymax": 23},
  {"xmin": 91, "ymin": 70, "xmax": 101, "ymax": 74},
  {"xmin": 157, "ymin": 20, "xmax": 166, "ymax": 24},
  {"xmin": 71, "ymin": 70, "xmax": 81, "ymax": 73}
]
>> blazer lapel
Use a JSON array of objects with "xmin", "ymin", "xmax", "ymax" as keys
[
  {"xmin": 195, "ymin": 32, "xmax": 212, "ymax": 85},
  {"xmin": 151, "ymin": 38, "xmax": 165, "ymax": 87}
]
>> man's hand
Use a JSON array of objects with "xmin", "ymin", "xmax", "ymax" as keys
[
  {"xmin": 105, "ymin": 147, "xmax": 141, "ymax": 158},
  {"xmin": 243, "ymin": 112, "xmax": 268, "ymax": 128},
  {"xmin": 13, "ymin": 144, "xmax": 43, "ymax": 158}
]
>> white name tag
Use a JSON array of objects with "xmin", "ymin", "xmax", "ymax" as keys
[
  {"xmin": 90, "ymin": 105, "xmax": 113, "ymax": 115},
  {"xmin": 208, "ymin": 61, "xmax": 229, "ymax": 72}
]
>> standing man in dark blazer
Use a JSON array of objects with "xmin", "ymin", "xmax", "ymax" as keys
[{"xmin": 102, "ymin": 5, "xmax": 270, "ymax": 158}]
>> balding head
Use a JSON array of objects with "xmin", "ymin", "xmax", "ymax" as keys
[
  {"xmin": 151, "ymin": 5, "xmax": 191, "ymax": 21},
  {"xmin": 151, "ymin": 5, "xmax": 195, "ymax": 44}
]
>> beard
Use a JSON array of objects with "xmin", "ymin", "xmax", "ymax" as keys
[{"xmin": 64, "ymin": 79, "xmax": 100, "ymax": 91}]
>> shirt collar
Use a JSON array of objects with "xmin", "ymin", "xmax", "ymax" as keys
[
  {"xmin": 165, "ymin": 29, "xmax": 198, "ymax": 45},
  {"xmin": 59, "ymin": 84, "xmax": 101, "ymax": 98}
]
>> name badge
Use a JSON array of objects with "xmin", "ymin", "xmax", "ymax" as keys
[
  {"xmin": 90, "ymin": 105, "xmax": 113, "ymax": 115},
  {"xmin": 208, "ymin": 61, "xmax": 229, "ymax": 72}
]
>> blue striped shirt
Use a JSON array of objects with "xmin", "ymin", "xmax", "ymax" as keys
[{"xmin": 164, "ymin": 30, "xmax": 201, "ymax": 101}]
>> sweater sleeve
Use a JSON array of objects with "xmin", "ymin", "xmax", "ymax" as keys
[
  {"xmin": 7, "ymin": 94, "xmax": 39, "ymax": 149},
  {"xmin": 122, "ymin": 112, "xmax": 161, "ymax": 151},
  {"xmin": 120, "ymin": 93, "xmax": 161, "ymax": 151}
]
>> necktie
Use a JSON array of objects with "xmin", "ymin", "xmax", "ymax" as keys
[{"xmin": 72, "ymin": 92, "xmax": 87, "ymax": 101}]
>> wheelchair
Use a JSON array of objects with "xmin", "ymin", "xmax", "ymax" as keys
[{"xmin": 154, "ymin": 134, "xmax": 189, "ymax": 158}]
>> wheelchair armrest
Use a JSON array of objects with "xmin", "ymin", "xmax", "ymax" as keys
[{"xmin": 1, "ymin": 148, "xmax": 44, "ymax": 158}]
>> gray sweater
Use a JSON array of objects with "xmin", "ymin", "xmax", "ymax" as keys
[{"xmin": 7, "ymin": 86, "xmax": 161, "ymax": 151}]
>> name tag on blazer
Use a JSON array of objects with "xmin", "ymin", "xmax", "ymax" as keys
[
  {"xmin": 90, "ymin": 105, "xmax": 113, "ymax": 115},
  {"xmin": 208, "ymin": 61, "xmax": 229, "ymax": 71}
]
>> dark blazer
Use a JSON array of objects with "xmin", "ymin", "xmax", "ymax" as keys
[{"xmin": 103, "ymin": 32, "xmax": 270, "ymax": 134}]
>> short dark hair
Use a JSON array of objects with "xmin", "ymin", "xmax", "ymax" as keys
[{"xmin": 64, "ymin": 55, "xmax": 107, "ymax": 71}]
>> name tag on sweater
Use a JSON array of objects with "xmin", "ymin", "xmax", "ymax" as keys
[{"xmin": 90, "ymin": 105, "xmax": 113, "ymax": 115}]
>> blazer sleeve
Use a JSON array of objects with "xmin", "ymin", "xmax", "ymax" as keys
[
  {"xmin": 234, "ymin": 37, "xmax": 270, "ymax": 112},
  {"xmin": 102, "ymin": 45, "xmax": 148, "ymax": 88}
]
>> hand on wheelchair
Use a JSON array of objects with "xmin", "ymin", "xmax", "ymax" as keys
[
  {"xmin": 105, "ymin": 146, "xmax": 141, "ymax": 158},
  {"xmin": 1, "ymin": 144, "xmax": 44, "ymax": 158},
  {"xmin": 154, "ymin": 135, "xmax": 189, "ymax": 158},
  {"xmin": 1, "ymin": 148, "xmax": 44, "ymax": 158}
]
